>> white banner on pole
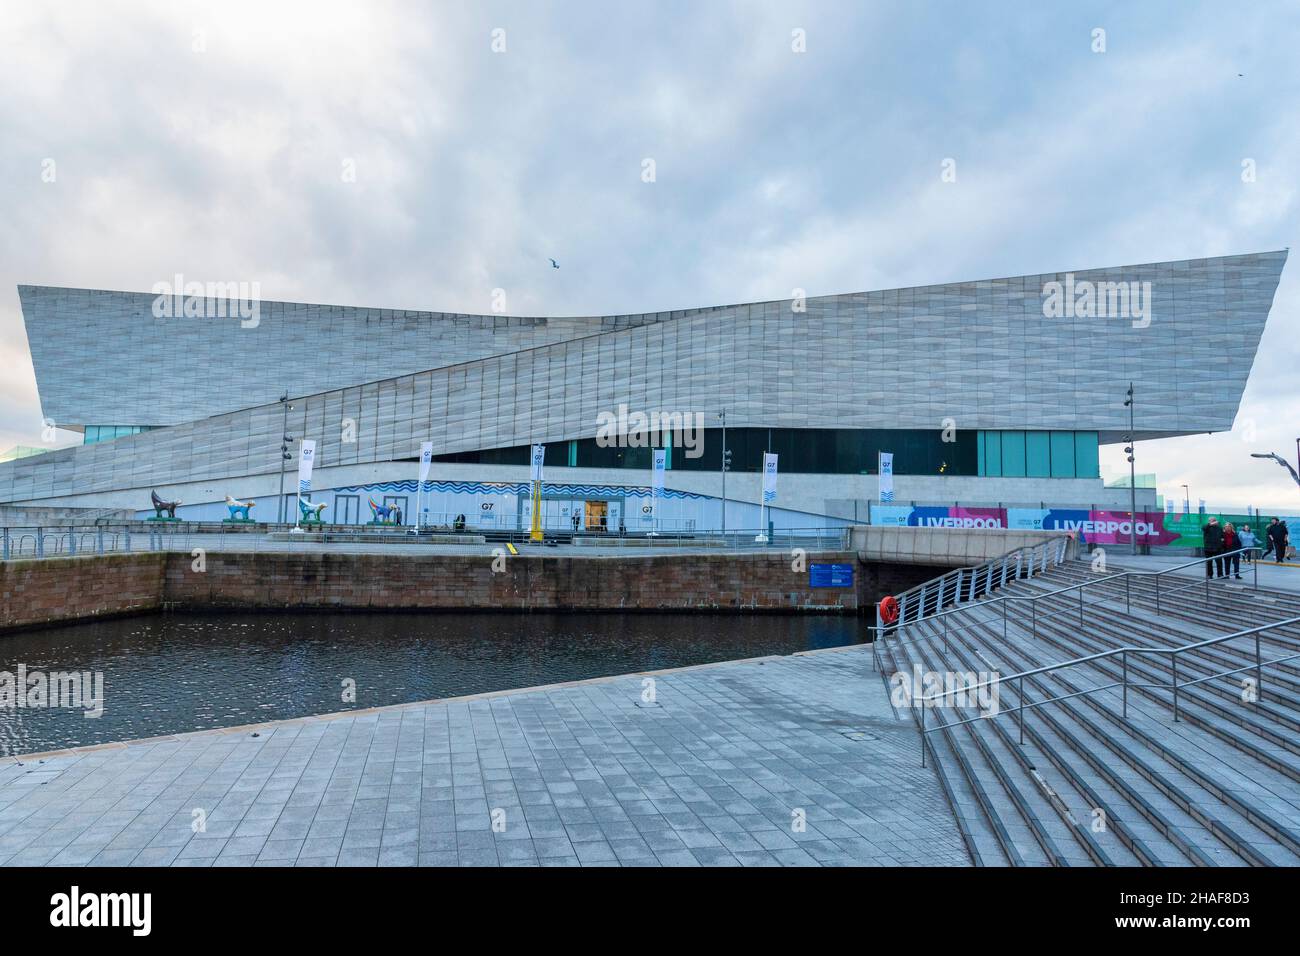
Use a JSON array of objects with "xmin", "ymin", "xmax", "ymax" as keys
[
  {"xmin": 413, "ymin": 442, "xmax": 434, "ymax": 528},
  {"xmin": 878, "ymin": 451, "xmax": 894, "ymax": 503},
  {"xmin": 762, "ymin": 453, "xmax": 778, "ymax": 503},
  {"xmin": 651, "ymin": 448, "xmax": 666, "ymax": 518},
  {"xmin": 297, "ymin": 440, "xmax": 316, "ymax": 495},
  {"xmin": 530, "ymin": 444, "xmax": 546, "ymax": 482}
]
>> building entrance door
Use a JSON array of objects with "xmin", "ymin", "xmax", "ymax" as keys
[
  {"xmin": 335, "ymin": 494, "xmax": 360, "ymax": 525},
  {"xmin": 585, "ymin": 500, "xmax": 608, "ymax": 532}
]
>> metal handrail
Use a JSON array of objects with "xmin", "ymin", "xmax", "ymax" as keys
[
  {"xmin": 1, "ymin": 520, "xmax": 853, "ymax": 561},
  {"xmin": 874, "ymin": 545, "xmax": 1262, "ymax": 659},
  {"xmin": 870, "ymin": 536, "xmax": 1070, "ymax": 672},
  {"xmin": 911, "ymin": 613, "xmax": 1300, "ymax": 765},
  {"xmin": 881, "ymin": 536, "xmax": 1071, "ymax": 626}
]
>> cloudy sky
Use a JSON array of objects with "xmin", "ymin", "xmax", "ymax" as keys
[{"xmin": 1, "ymin": 1, "xmax": 1297, "ymax": 509}]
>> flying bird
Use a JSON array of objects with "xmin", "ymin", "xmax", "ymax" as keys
[{"xmin": 549, "ymin": 258, "xmax": 559, "ymax": 269}]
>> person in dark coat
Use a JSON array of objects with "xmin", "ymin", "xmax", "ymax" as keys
[
  {"xmin": 1268, "ymin": 518, "xmax": 1288, "ymax": 565},
  {"xmin": 1263, "ymin": 518, "xmax": 1279, "ymax": 559},
  {"xmin": 1203, "ymin": 517, "xmax": 1223, "ymax": 578}
]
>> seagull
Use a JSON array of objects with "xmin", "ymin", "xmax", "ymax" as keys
[{"xmin": 549, "ymin": 258, "xmax": 559, "ymax": 269}]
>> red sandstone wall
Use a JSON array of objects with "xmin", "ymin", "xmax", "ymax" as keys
[
  {"xmin": 164, "ymin": 551, "xmax": 868, "ymax": 613},
  {"xmin": 0, "ymin": 553, "xmax": 166, "ymax": 631},
  {"xmin": 0, "ymin": 550, "xmax": 954, "ymax": 632}
]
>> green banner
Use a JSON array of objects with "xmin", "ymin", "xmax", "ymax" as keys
[{"xmin": 1160, "ymin": 513, "xmax": 1265, "ymax": 548}]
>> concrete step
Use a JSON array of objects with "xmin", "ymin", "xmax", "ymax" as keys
[
  {"xmin": 887, "ymin": 637, "xmax": 1058, "ymax": 865},
  {"xmin": 877, "ymin": 639, "xmax": 1011, "ymax": 866},
  {"xmin": 1032, "ymin": 562, "xmax": 1300, "ymax": 652},
  {"xmin": 907, "ymin": 621, "xmax": 1144, "ymax": 865},
  {"xmin": 1002, "ymin": 570, "xmax": 1300, "ymax": 696},
  {"xmin": 996, "ymin": 586, "xmax": 1300, "ymax": 773},
  {"xmin": 929, "ymin": 611, "xmax": 1300, "ymax": 865},
  {"xmin": 988, "ymin": 623, "xmax": 1300, "ymax": 865},
  {"xmin": 881, "ymin": 559, "xmax": 1300, "ymax": 866}
]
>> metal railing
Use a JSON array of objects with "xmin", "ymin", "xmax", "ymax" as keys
[
  {"xmin": 414, "ymin": 511, "xmax": 704, "ymax": 534},
  {"xmin": 1, "ymin": 525, "xmax": 137, "ymax": 560},
  {"xmin": 911, "ymin": 613, "xmax": 1300, "ymax": 767},
  {"xmin": 1, "ymin": 522, "xmax": 853, "ymax": 560},
  {"xmin": 881, "ymin": 536, "xmax": 1072, "ymax": 627},
  {"xmin": 871, "ymin": 545, "xmax": 1265, "ymax": 674}
]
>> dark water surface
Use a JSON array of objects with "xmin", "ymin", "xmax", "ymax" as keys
[{"xmin": 0, "ymin": 610, "xmax": 861, "ymax": 756}]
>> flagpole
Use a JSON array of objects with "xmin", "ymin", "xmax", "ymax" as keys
[
  {"xmin": 755, "ymin": 452, "xmax": 776, "ymax": 544},
  {"xmin": 529, "ymin": 444, "xmax": 545, "ymax": 543},
  {"xmin": 413, "ymin": 441, "xmax": 433, "ymax": 534},
  {"xmin": 650, "ymin": 447, "xmax": 666, "ymax": 537},
  {"xmin": 530, "ymin": 481, "xmax": 543, "ymax": 542}
]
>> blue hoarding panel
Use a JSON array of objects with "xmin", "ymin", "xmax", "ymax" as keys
[{"xmin": 809, "ymin": 563, "xmax": 854, "ymax": 588}]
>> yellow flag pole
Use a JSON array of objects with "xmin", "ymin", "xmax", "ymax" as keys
[{"xmin": 530, "ymin": 479, "xmax": 543, "ymax": 542}]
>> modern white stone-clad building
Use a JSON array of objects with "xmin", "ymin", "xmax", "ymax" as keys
[{"xmin": 3, "ymin": 250, "xmax": 1287, "ymax": 531}]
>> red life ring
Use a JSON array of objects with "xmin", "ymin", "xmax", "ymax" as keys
[{"xmin": 878, "ymin": 595, "xmax": 899, "ymax": 625}]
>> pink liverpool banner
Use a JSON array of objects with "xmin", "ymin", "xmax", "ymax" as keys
[{"xmin": 872, "ymin": 506, "xmax": 1181, "ymax": 545}]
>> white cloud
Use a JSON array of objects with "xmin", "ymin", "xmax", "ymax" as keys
[{"xmin": 1, "ymin": 0, "xmax": 1297, "ymax": 515}]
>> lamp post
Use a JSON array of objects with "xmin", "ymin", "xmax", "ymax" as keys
[
  {"xmin": 1123, "ymin": 383, "xmax": 1137, "ymax": 555},
  {"xmin": 276, "ymin": 393, "xmax": 294, "ymax": 524},
  {"xmin": 1181, "ymin": 483, "xmax": 1190, "ymax": 516},
  {"xmin": 719, "ymin": 410, "xmax": 730, "ymax": 536},
  {"xmin": 1249, "ymin": 450, "xmax": 1300, "ymax": 489}
]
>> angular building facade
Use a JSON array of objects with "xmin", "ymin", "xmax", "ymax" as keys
[{"xmin": 3, "ymin": 250, "xmax": 1286, "ymax": 531}]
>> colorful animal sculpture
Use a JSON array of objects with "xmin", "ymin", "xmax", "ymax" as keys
[
  {"xmin": 225, "ymin": 495, "xmax": 255, "ymax": 520},
  {"xmin": 298, "ymin": 498, "xmax": 328, "ymax": 523},
  {"xmin": 368, "ymin": 496, "xmax": 402, "ymax": 524},
  {"xmin": 150, "ymin": 490, "xmax": 181, "ymax": 519}
]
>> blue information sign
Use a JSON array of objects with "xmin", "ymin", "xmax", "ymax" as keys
[{"xmin": 809, "ymin": 563, "xmax": 854, "ymax": 588}]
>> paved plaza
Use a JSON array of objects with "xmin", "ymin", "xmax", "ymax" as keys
[
  {"xmin": 1104, "ymin": 551, "xmax": 1300, "ymax": 595},
  {"xmin": 0, "ymin": 646, "xmax": 968, "ymax": 867}
]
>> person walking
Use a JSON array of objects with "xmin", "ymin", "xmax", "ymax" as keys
[
  {"xmin": 1268, "ymin": 517, "xmax": 1288, "ymax": 565},
  {"xmin": 1238, "ymin": 524, "xmax": 1257, "ymax": 564},
  {"xmin": 1203, "ymin": 516, "xmax": 1224, "ymax": 578},
  {"xmin": 1263, "ymin": 518, "xmax": 1279, "ymax": 560},
  {"xmin": 1223, "ymin": 523, "xmax": 1242, "ymax": 579}
]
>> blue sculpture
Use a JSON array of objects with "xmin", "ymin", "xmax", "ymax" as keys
[
  {"xmin": 224, "ymin": 494, "xmax": 255, "ymax": 522},
  {"xmin": 368, "ymin": 496, "xmax": 402, "ymax": 525},
  {"xmin": 298, "ymin": 498, "xmax": 328, "ymax": 524}
]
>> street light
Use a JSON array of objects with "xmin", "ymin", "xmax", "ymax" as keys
[
  {"xmin": 718, "ymin": 410, "xmax": 730, "ymax": 535},
  {"xmin": 1181, "ymin": 483, "xmax": 1190, "ymax": 515},
  {"xmin": 276, "ymin": 393, "xmax": 294, "ymax": 523},
  {"xmin": 1123, "ymin": 383, "xmax": 1136, "ymax": 555},
  {"xmin": 1249, "ymin": 451, "xmax": 1300, "ymax": 488}
]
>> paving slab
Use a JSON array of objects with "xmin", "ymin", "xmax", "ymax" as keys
[{"xmin": 0, "ymin": 646, "xmax": 969, "ymax": 867}]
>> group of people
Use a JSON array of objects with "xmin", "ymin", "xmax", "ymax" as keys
[{"xmin": 1203, "ymin": 516, "xmax": 1290, "ymax": 578}]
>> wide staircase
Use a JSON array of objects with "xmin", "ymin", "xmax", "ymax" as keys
[{"xmin": 875, "ymin": 547, "xmax": 1300, "ymax": 866}]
